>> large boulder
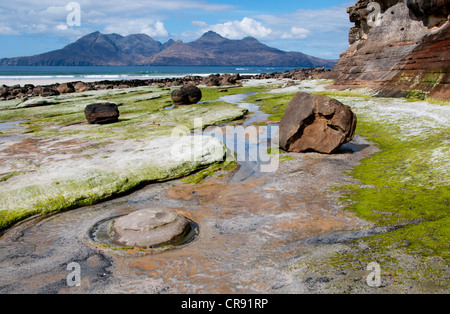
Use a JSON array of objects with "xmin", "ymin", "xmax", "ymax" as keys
[
  {"xmin": 171, "ymin": 85, "xmax": 202, "ymax": 105},
  {"xmin": 171, "ymin": 88, "xmax": 189, "ymax": 105},
  {"xmin": 182, "ymin": 84, "xmax": 203, "ymax": 104},
  {"xmin": 84, "ymin": 102, "xmax": 120, "ymax": 124},
  {"xmin": 279, "ymin": 92, "xmax": 357, "ymax": 154},
  {"xmin": 111, "ymin": 208, "xmax": 190, "ymax": 248}
]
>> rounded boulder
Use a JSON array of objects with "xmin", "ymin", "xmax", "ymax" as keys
[
  {"xmin": 171, "ymin": 88, "xmax": 190, "ymax": 105},
  {"xmin": 181, "ymin": 84, "xmax": 202, "ymax": 104},
  {"xmin": 171, "ymin": 85, "xmax": 202, "ymax": 105},
  {"xmin": 111, "ymin": 208, "xmax": 190, "ymax": 248}
]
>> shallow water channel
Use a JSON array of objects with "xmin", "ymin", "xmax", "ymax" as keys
[
  {"xmin": 0, "ymin": 94, "xmax": 376, "ymax": 294},
  {"xmin": 0, "ymin": 121, "xmax": 24, "ymax": 132}
]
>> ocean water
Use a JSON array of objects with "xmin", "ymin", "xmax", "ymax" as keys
[{"xmin": 0, "ymin": 66, "xmax": 302, "ymax": 85}]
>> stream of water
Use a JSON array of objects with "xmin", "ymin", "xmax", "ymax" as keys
[{"xmin": 203, "ymin": 93, "xmax": 278, "ymax": 181}]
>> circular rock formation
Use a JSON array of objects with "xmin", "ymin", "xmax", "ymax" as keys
[
  {"xmin": 84, "ymin": 102, "xmax": 120, "ymax": 124},
  {"xmin": 279, "ymin": 92, "xmax": 357, "ymax": 154},
  {"xmin": 111, "ymin": 208, "xmax": 190, "ymax": 248}
]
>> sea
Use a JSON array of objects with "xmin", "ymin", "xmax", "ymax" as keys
[{"xmin": 0, "ymin": 66, "xmax": 303, "ymax": 86}]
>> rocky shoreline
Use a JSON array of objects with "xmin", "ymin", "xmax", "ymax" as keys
[{"xmin": 0, "ymin": 67, "xmax": 328, "ymax": 101}]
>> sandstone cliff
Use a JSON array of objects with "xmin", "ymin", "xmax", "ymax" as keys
[{"xmin": 327, "ymin": 0, "xmax": 450, "ymax": 100}]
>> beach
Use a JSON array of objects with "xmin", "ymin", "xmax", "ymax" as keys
[
  {"xmin": 0, "ymin": 73, "xmax": 448, "ymax": 293},
  {"xmin": 0, "ymin": 65, "xmax": 304, "ymax": 87}
]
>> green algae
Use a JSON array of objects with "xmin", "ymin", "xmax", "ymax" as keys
[
  {"xmin": 338, "ymin": 113, "xmax": 449, "ymax": 260},
  {"xmin": 267, "ymin": 146, "xmax": 295, "ymax": 162},
  {"xmin": 244, "ymin": 92, "xmax": 295, "ymax": 122},
  {"xmin": 0, "ymin": 86, "xmax": 248, "ymax": 230},
  {"xmin": 244, "ymin": 87, "xmax": 449, "ymax": 285},
  {"xmin": 311, "ymin": 90, "xmax": 373, "ymax": 98},
  {"xmin": 181, "ymin": 158, "xmax": 238, "ymax": 185}
]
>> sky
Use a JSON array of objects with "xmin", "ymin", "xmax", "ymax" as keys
[{"xmin": 0, "ymin": 0, "xmax": 354, "ymax": 60}]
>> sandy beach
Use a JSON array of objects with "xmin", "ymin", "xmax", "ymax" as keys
[{"xmin": 0, "ymin": 77, "xmax": 109, "ymax": 87}]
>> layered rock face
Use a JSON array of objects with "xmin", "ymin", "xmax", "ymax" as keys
[{"xmin": 327, "ymin": 0, "xmax": 450, "ymax": 100}]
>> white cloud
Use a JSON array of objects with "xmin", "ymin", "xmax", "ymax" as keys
[
  {"xmin": 0, "ymin": 0, "xmax": 234, "ymax": 38},
  {"xmin": 142, "ymin": 21, "xmax": 169, "ymax": 38},
  {"xmin": 256, "ymin": 4, "xmax": 351, "ymax": 35},
  {"xmin": 104, "ymin": 20, "xmax": 169, "ymax": 38},
  {"xmin": 56, "ymin": 24, "xmax": 69, "ymax": 31},
  {"xmin": 195, "ymin": 17, "xmax": 273, "ymax": 39},
  {"xmin": 281, "ymin": 27, "xmax": 310, "ymax": 39},
  {"xmin": 0, "ymin": 1, "xmax": 353, "ymax": 59}
]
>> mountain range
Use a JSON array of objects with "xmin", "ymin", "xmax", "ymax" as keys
[{"xmin": 0, "ymin": 31, "xmax": 336, "ymax": 67}]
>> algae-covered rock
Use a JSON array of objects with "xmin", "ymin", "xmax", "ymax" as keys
[{"xmin": 0, "ymin": 136, "xmax": 227, "ymax": 230}]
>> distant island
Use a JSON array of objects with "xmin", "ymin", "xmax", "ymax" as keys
[{"xmin": 0, "ymin": 31, "xmax": 336, "ymax": 68}]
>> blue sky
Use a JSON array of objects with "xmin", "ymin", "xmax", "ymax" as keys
[{"xmin": 0, "ymin": 0, "xmax": 354, "ymax": 60}]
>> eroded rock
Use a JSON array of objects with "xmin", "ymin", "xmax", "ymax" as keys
[
  {"xmin": 279, "ymin": 92, "xmax": 357, "ymax": 154},
  {"xmin": 111, "ymin": 208, "xmax": 190, "ymax": 248}
]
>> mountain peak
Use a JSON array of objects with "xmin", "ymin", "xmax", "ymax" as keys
[
  {"xmin": 242, "ymin": 36, "xmax": 259, "ymax": 42},
  {"xmin": 196, "ymin": 31, "xmax": 227, "ymax": 42},
  {"xmin": 0, "ymin": 31, "xmax": 337, "ymax": 67}
]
